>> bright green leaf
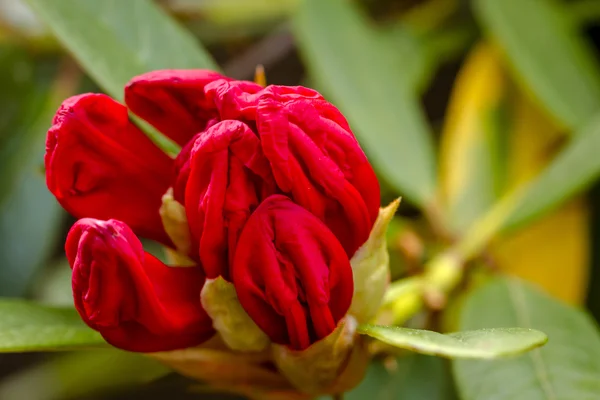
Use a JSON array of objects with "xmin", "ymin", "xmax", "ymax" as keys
[
  {"xmin": 357, "ymin": 324, "xmax": 546, "ymax": 359},
  {"xmin": 473, "ymin": 0, "xmax": 600, "ymax": 130},
  {"xmin": 294, "ymin": 0, "xmax": 437, "ymax": 206},
  {"xmin": 0, "ymin": 299, "xmax": 105, "ymax": 352},
  {"xmin": 25, "ymin": 0, "xmax": 218, "ymax": 101},
  {"xmin": 453, "ymin": 277, "xmax": 600, "ymax": 399}
]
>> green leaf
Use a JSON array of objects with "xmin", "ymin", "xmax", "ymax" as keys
[
  {"xmin": 453, "ymin": 277, "xmax": 600, "ymax": 399},
  {"xmin": 293, "ymin": 0, "xmax": 437, "ymax": 207},
  {"xmin": 503, "ymin": 113, "xmax": 600, "ymax": 232},
  {"xmin": 0, "ymin": 55, "xmax": 67, "ymax": 296},
  {"xmin": 357, "ymin": 324, "xmax": 546, "ymax": 359},
  {"xmin": 0, "ymin": 299, "xmax": 105, "ymax": 352},
  {"xmin": 346, "ymin": 354, "xmax": 456, "ymax": 400},
  {"xmin": 0, "ymin": 349, "xmax": 168, "ymax": 400},
  {"xmin": 318, "ymin": 353, "xmax": 456, "ymax": 400},
  {"xmin": 473, "ymin": 0, "xmax": 600, "ymax": 130},
  {"xmin": 25, "ymin": 0, "xmax": 218, "ymax": 102},
  {"xmin": 0, "ymin": 348, "xmax": 170, "ymax": 400},
  {"xmin": 452, "ymin": 114, "xmax": 600, "ymax": 260},
  {"xmin": 438, "ymin": 43, "xmax": 510, "ymax": 233}
]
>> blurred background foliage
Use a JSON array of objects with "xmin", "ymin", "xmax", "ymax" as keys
[{"xmin": 1, "ymin": 0, "xmax": 600, "ymax": 399}]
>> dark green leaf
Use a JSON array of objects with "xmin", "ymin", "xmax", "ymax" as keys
[
  {"xmin": 294, "ymin": 0, "xmax": 437, "ymax": 206},
  {"xmin": 337, "ymin": 354, "xmax": 456, "ymax": 400},
  {"xmin": 0, "ymin": 299, "xmax": 105, "ymax": 352},
  {"xmin": 473, "ymin": 0, "xmax": 600, "ymax": 130},
  {"xmin": 454, "ymin": 277, "xmax": 600, "ymax": 399}
]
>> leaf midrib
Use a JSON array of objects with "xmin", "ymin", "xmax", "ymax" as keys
[{"xmin": 507, "ymin": 278, "xmax": 557, "ymax": 399}]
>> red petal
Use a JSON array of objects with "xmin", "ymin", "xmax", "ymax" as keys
[
  {"xmin": 45, "ymin": 93, "xmax": 173, "ymax": 245},
  {"xmin": 180, "ymin": 120, "xmax": 276, "ymax": 279},
  {"xmin": 256, "ymin": 87, "xmax": 380, "ymax": 257},
  {"xmin": 232, "ymin": 195, "xmax": 353, "ymax": 350},
  {"xmin": 125, "ymin": 70, "xmax": 229, "ymax": 146},
  {"xmin": 66, "ymin": 218, "xmax": 214, "ymax": 352}
]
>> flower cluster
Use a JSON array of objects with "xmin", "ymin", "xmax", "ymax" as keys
[{"xmin": 45, "ymin": 70, "xmax": 380, "ymax": 354}]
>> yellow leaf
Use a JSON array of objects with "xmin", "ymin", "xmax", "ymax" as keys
[
  {"xmin": 492, "ymin": 94, "xmax": 589, "ymax": 304},
  {"xmin": 439, "ymin": 41, "xmax": 589, "ymax": 304},
  {"xmin": 439, "ymin": 42, "xmax": 508, "ymax": 233}
]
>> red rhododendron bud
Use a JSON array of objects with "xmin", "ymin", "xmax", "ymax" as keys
[
  {"xmin": 45, "ymin": 93, "xmax": 173, "ymax": 245},
  {"xmin": 203, "ymin": 81, "xmax": 380, "ymax": 258},
  {"xmin": 174, "ymin": 120, "xmax": 276, "ymax": 279},
  {"xmin": 65, "ymin": 218, "xmax": 214, "ymax": 352},
  {"xmin": 124, "ymin": 69, "xmax": 232, "ymax": 146},
  {"xmin": 233, "ymin": 195, "xmax": 353, "ymax": 350}
]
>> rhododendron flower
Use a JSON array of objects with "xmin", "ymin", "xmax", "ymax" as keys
[
  {"xmin": 66, "ymin": 218, "xmax": 214, "ymax": 352},
  {"xmin": 45, "ymin": 69, "xmax": 381, "ymax": 354},
  {"xmin": 233, "ymin": 195, "xmax": 354, "ymax": 350}
]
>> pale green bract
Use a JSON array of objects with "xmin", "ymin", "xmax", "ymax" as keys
[
  {"xmin": 200, "ymin": 277, "xmax": 270, "ymax": 352},
  {"xmin": 349, "ymin": 199, "xmax": 400, "ymax": 323}
]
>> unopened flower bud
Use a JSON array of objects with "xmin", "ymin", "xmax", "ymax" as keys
[
  {"xmin": 46, "ymin": 93, "xmax": 174, "ymax": 245},
  {"xmin": 233, "ymin": 195, "xmax": 354, "ymax": 351},
  {"xmin": 65, "ymin": 218, "xmax": 214, "ymax": 352}
]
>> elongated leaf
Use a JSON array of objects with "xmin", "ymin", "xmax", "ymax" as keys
[
  {"xmin": 319, "ymin": 354, "xmax": 456, "ymax": 400},
  {"xmin": 0, "ymin": 349, "xmax": 167, "ymax": 400},
  {"xmin": 491, "ymin": 94, "xmax": 589, "ymax": 304},
  {"xmin": 357, "ymin": 324, "xmax": 546, "ymax": 359},
  {"xmin": 25, "ymin": 0, "xmax": 218, "ymax": 101},
  {"xmin": 0, "ymin": 299, "xmax": 105, "ymax": 352},
  {"xmin": 453, "ymin": 277, "xmax": 600, "ymax": 399},
  {"xmin": 294, "ymin": 0, "xmax": 437, "ymax": 206},
  {"xmin": 473, "ymin": 0, "xmax": 600, "ymax": 130},
  {"xmin": 503, "ymin": 113, "xmax": 600, "ymax": 232},
  {"xmin": 0, "ymin": 56, "xmax": 70, "ymax": 296},
  {"xmin": 453, "ymin": 113, "xmax": 600, "ymax": 261},
  {"xmin": 439, "ymin": 43, "xmax": 509, "ymax": 233}
]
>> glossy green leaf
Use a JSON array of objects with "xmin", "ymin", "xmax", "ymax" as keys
[
  {"xmin": 0, "ymin": 299, "xmax": 105, "ymax": 352},
  {"xmin": 294, "ymin": 0, "xmax": 437, "ymax": 206},
  {"xmin": 25, "ymin": 0, "xmax": 218, "ymax": 101},
  {"xmin": 319, "ymin": 354, "xmax": 456, "ymax": 400},
  {"xmin": 503, "ymin": 113, "xmax": 600, "ymax": 232},
  {"xmin": 473, "ymin": 0, "xmax": 600, "ymax": 130},
  {"xmin": 357, "ymin": 324, "xmax": 546, "ymax": 359},
  {"xmin": 453, "ymin": 277, "xmax": 600, "ymax": 399}
]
